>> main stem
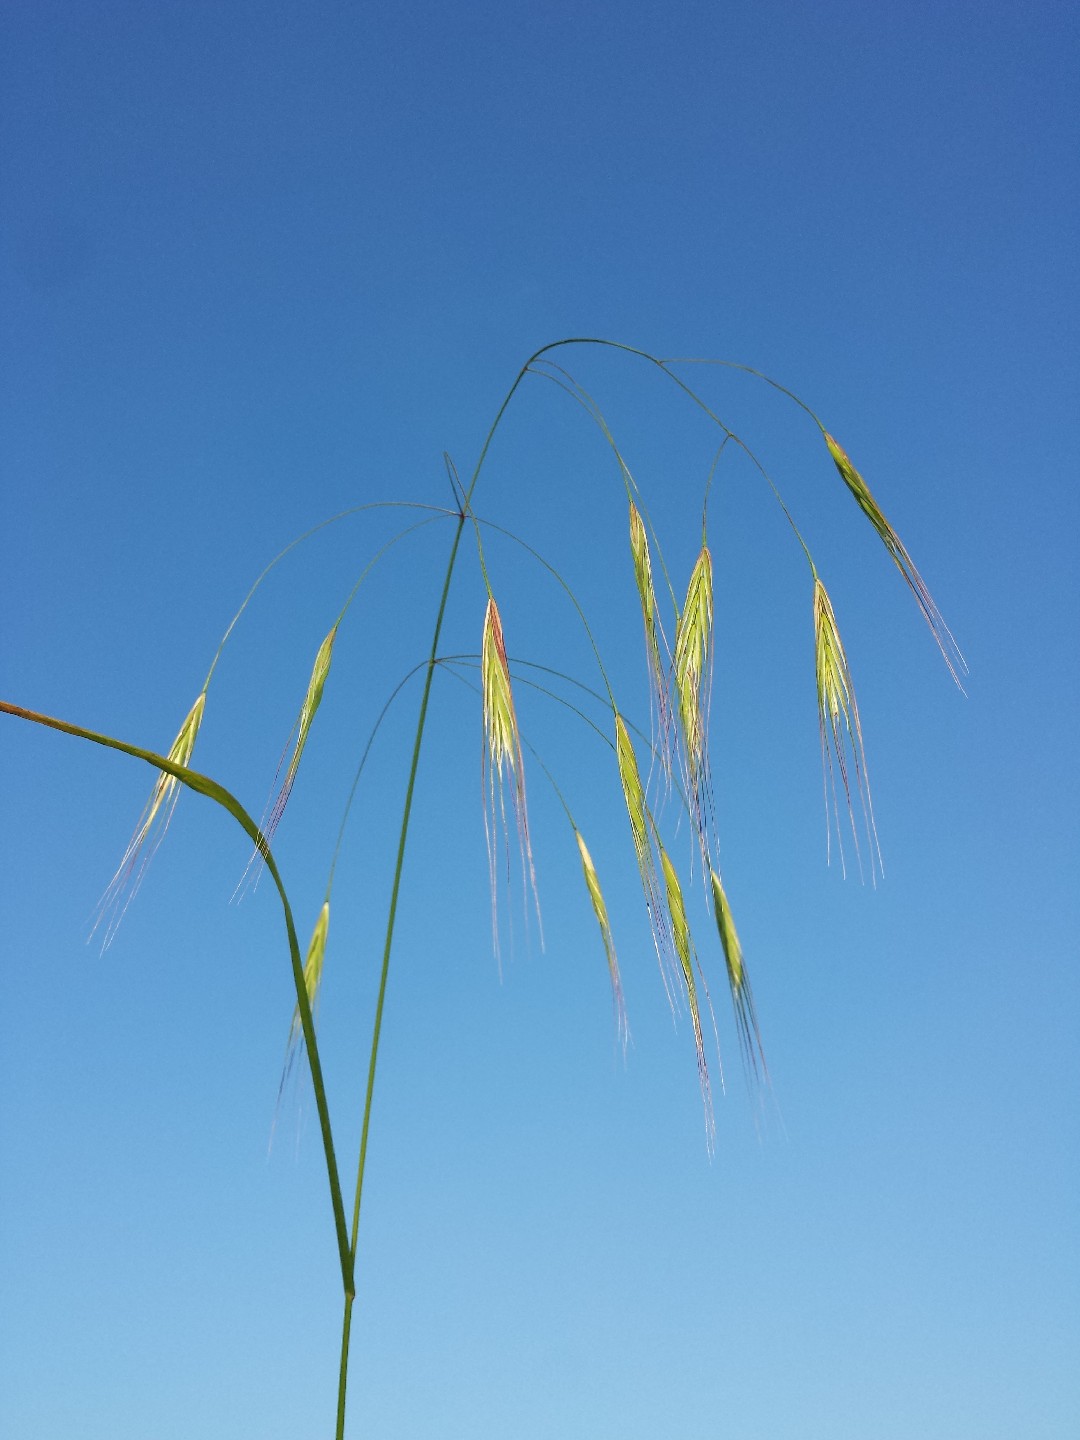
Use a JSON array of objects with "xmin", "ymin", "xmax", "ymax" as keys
[
  {"xmin": 335, "ymin": 509, "xmax": 468, "ymax": 1438},
  {"xmin": 331, "ymin": 337, "xmax": 680, "ymax": 1436}
]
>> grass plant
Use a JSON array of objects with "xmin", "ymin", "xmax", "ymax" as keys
[{"xmin": 2, "ymin": 337, "xmax": 964, "ymax": 1436}]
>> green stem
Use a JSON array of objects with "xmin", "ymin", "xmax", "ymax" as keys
[
  {"xmin": 337, "ymin": 1294, "xmax": 354, "ymax": 1440},
  {"xmin": 335, "ymin": 511, "xmax": 469, "ymax": 1439},
  {"xmin": 334, "ymin": 347, "xmax": 575, "ymax": 1428}
]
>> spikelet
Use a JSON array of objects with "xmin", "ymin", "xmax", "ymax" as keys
[
  {"xmin": 659, "ymin": 845, "xmax": 714, "ymax": 1145},
  {"xmin": 266, "ymin": 624, "xmax": 338, "ymax": 842},
  {"xmin": 710, "ymin": 869, "xmax": 765, "ymax": 1079},
  {"xmin": 482, "ymin": 596, "xmax": 539, "ymax": 952},
  {"xmin": 813, "ymin": 576, "xmax": 881, "ymax": 881},
  {"xmin": 628, "ymin": 502, "xmax": 671, "ymax": 775},
  {"xmin": 615, "ymin": 713, "xmax": 674, "ymax": 1003},
  {"xmin": 271, "ymin": 901, "xmax": 331, "ymax": 1134},
  {"xmin": 673, "ymin": 544, "xmax": 714, "ymax": 854},
  {"xmin": 95, "ymin": 690, "xmax": 207, "ymax": 945},
  {"xmin": 824, "ymin": 432, "xmax": 966, "ymax": 687},
  {"xmin": 286, "ymin": 900, "xmax": 330, "ymax": 1066},
  {"xmin": 236, "ymin": 624, "xmax": 339, "ymax": 895},
  {"xmin": 575, "ymin": 830, "xmax": 628, "ymax": 1050}
]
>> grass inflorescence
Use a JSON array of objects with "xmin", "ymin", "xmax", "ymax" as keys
[{"xmin": 4, "ymin": 338, "xmax": 964, "ymax": 1440}]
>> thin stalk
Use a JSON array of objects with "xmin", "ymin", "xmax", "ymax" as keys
[
  {"xmin": 335, "ymin": 511, "xmax": 469, "ymax": 1438},
  {"xmin": 203, "ymin": 502, "xmax": 453, "ymax": 690},
  {"xmin": 333, "ymin": 346, "xmax": 602, "ymax": 1430},
  {"xmin": 336, "ymin": 1296, "xmax": 354, "ymax": 1440}
]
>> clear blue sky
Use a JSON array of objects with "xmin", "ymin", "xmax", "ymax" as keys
[{"xmin": 2, "ymin": 2, "xmax": 1077, "ymax": 1438}]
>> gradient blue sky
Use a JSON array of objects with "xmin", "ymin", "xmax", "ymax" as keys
[{"xmin": 2, "ymin": 2, "xmax": 1077, "ymax": 1438}]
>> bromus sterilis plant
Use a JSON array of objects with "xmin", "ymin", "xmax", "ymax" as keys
[{"xmin": 2, "ymin": 338, "xmax": 965, "ymax": 1437}]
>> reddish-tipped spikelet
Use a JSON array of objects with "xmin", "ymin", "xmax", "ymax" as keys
[
  {"xmin": 628, "ymin": 502, "xmax": 672, "ymax": 777},
  {"xmin": 824, "ymin": 432, "xmax": 966, "ymax": 687},
  {"xmin": 481, "ymin": 596, "xmax": 539, "ymax": 952},
  {"xmin": 94, "ymin": 690, "xmax": 206, "ymax": 946}
]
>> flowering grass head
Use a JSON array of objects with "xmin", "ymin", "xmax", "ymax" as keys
[
  {"xmin": 824, "ymin": 431, "xmax": 966, "ymax": 687},
  {"xmin": 575, "ymin": 830, "xmax": 627, "ymax": 1050},
  {"xmin": 659, "ymin": 844, "xmax": 714, "ymax": 1144},
  {"xmin": 268, "ymin": 623, "xmax": 338, "ymax": 840},
  {"xmin": 813, "ymin": 575, "xmax": 880, "ymax": 881},
  {"xmin": 614, "ymin": 713, "xmax": 674, "ymax": 999},
  {"xmin": 674, "ymin": 543, "xmax": 715, "ymax": 851},
  {"xmin": 710, "ymin": 869, "xmax": 765, "ymax": 1079},
  {"xmin": 286, "ymin": 900, "xmax": 330, "ymax": 1070},
  {"xmin": 95, "ymin": 689, "xmax": 206, "ymax": 945},
  {"xmin": 629, "ymin": 501, "xmax": 672, "ymax": 773},
  {"xmin": 482, "ymin": 596, "xmax": 539, "ymax": 950}
]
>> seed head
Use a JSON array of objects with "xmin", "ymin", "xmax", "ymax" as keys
[
  {"xmin": 629, "ymin": 502, "xmax": 672, "ymax": 774},
  {"xmin": 286, "ymin": 900, "xmax": 330, "ymax": 1067},
  {"xmin": 710, "ymin": 869, "xmax": 765, "ymax": 1080},
  {"xmin": 659, "ymin": 844, "xmax": 714, "ymax": 1146},
  {"xmin": 95, "ymin": 689, "xmax": 207, "ymax": 946},
  {"xmin": 813, "ymin": 576, "xmax": 881, "ymax": 881},
  {"xmin": 482, "ymin": 596, "xmax": 539, "ymax": 952},
  {"xmin": 575, "ymin": 830, "xmax": 628, "ymax": 1050},
  {"xmin": 272, "ymin": 899, "xmax": 331, "ymax": 1134},
  {"xmin": 824, "ymin": 432, "xmax": 966, "ymax": 687},
  {"xmin": 237, "ymin": 624, "xmax": 339, "ymax": 895},
  {"xmin": 271, "ymin": 624, "xmax": 338, "ymax": 838},
  {"xmin": 615, "ymin": 714, "xmax": 673, "ymax": 1003},
  {"xmin": 674, "ymin": 544, "xmax": 715, "ymax": 859}
]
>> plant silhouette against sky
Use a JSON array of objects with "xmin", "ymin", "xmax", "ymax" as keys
[{"xmin": 1, "ymin": 338, "xmax": 964, "ymax": 1438}]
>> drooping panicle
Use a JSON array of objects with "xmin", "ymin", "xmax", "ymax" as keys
[
  {"xmin": 481, "ymin": 596, "xmax": 539, "ymax": 952},
  {"xmin": 813, "ymin": 575, "xmax": 881, "ymax": 881},
  {"xmin": 824, "ymin": 432, "xmax": 966, "ymax": 687},
  {"xmin": 575, "ymin": 830, "xmax": 628, "ymax": 1050},
  {"xmin": 95, "ymin": 689, "xmax": 207, "ymax": 945}
]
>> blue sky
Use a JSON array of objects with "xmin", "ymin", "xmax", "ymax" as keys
[{"xmin": 2, "ymin": 2, "xmax": 1077, "ymax": 1437}]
